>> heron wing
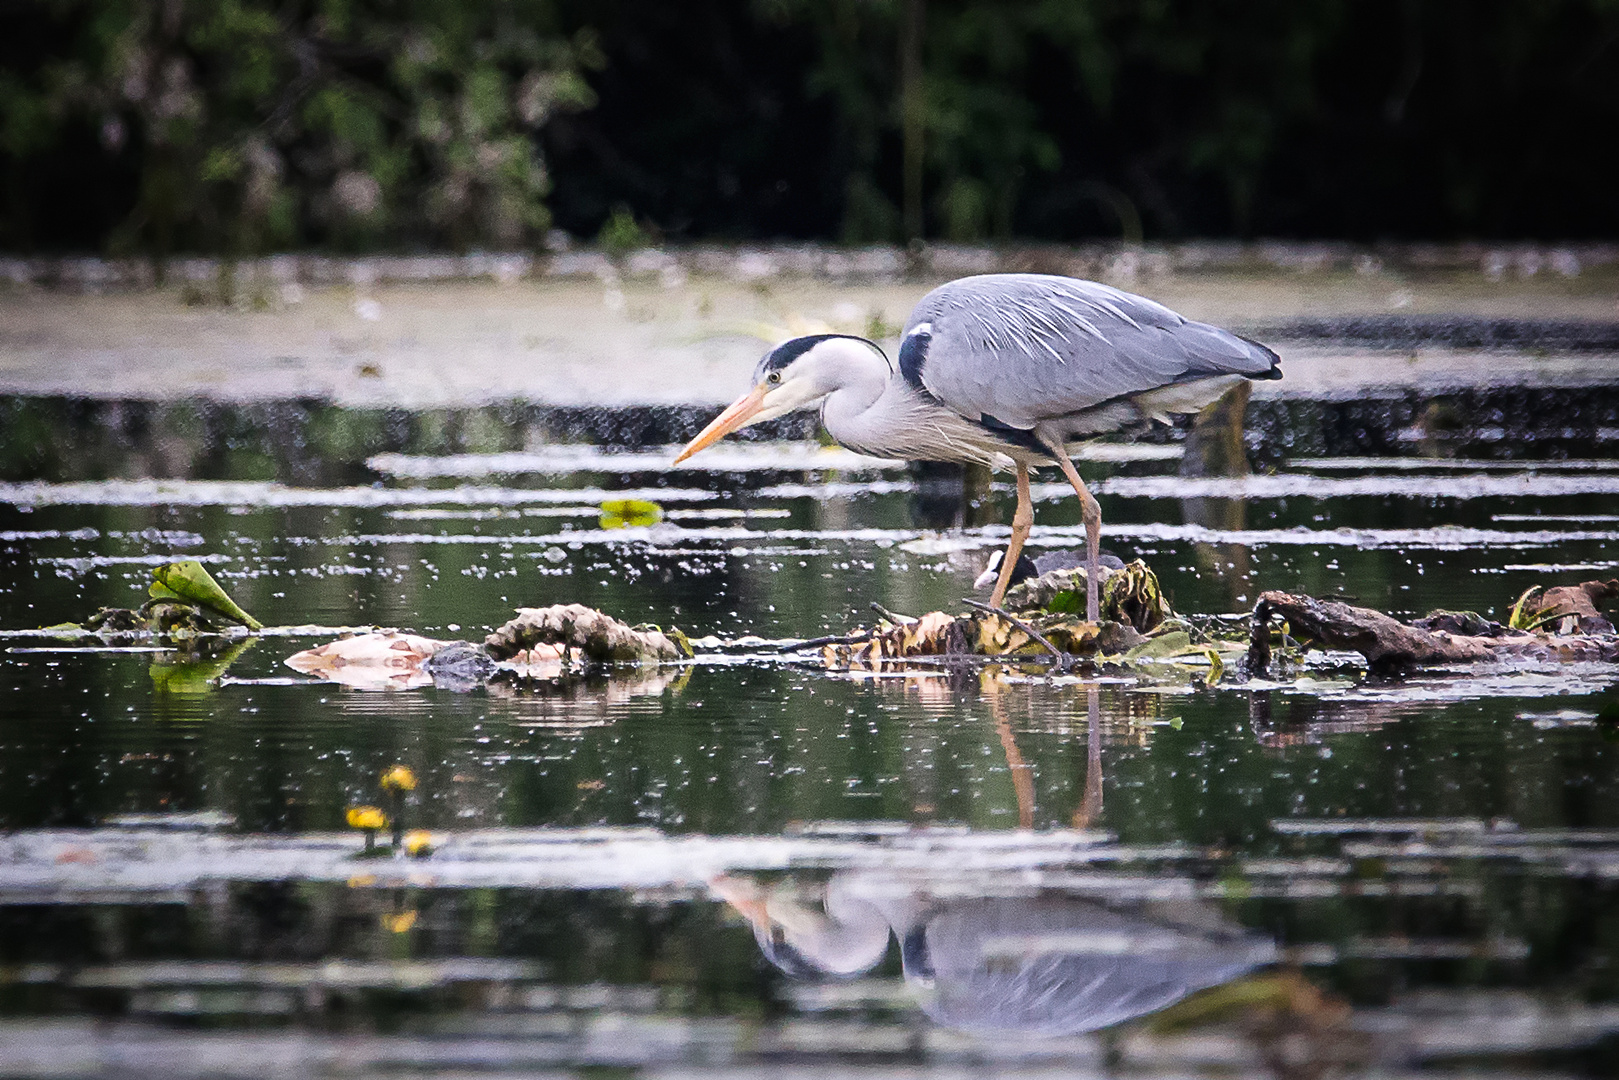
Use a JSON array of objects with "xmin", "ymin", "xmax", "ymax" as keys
[{"xmin": 902, "ymin": 274, "xmax": 1278, "ymax": 429}]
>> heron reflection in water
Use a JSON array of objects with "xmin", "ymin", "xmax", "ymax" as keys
[
  {"xmin": 713, "ymin": 686, "xmax": 1274, "ymax": 1035},
  {"xmin": 712, "ymin": 872, "xmax": 1274, "ymax": 1036}
]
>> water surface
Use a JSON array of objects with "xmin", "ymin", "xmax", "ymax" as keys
[{"xmin": 4, "ymin": 424, "xmax": 1619, "ymax": 1077}]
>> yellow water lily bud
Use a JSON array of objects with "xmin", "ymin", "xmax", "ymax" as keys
[
  {"xmin": 346, "ymin": 805, "xmax": 388, "ymax": 830},
  {"xmin": 381, "ymin": 911, "xmax": 418, "ymax": 933},
  {"xmin": 403, "ymin": 830, "xmax": 434, "ymax": 857},
  {"xmin": 380, "ymin": 765, "xmax": 417, "ymax": 793}
]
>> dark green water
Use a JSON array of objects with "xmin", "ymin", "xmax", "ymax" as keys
[{"xmin": 4, "ymin": 435, "xmax": 1619, "ymax": 1077}]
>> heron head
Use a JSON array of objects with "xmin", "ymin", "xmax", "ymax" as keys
[{"xmin": 673, "ymin": 335, "xmax": 886, "ymax": 463}]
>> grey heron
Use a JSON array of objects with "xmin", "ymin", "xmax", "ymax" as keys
[{"xmin": 674, "ymin": 273, "xmax": 1280, "ymax": 621}]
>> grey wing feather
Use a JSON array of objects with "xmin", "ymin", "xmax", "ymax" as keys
[{"xmin": 905, "ymin": 274, "xmax": 1277, "ymax": 429}]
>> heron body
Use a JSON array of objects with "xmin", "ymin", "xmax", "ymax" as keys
[{"xmin": 675, "ymin": 273, "xmax": 1281, "ymax": 620}]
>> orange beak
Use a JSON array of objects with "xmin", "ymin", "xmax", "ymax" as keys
[{"xmin": 672, "ymin": 384, "xmax": 769, "ymax": 464}]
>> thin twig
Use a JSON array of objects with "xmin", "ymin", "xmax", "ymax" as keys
[
  {"xmin": 961, "ymin": 598, "xmax": 1070, "ymax": 670},
  {"xmin": 775, "ymin": 632, "xmax": 878, "ymax": 653},
  {"xmin": 870, "ymin": 603, "xmax": 917, "ymax": 625}
]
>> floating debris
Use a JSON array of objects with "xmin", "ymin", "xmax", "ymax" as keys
[
  {"xmin": 485, "ymin": 604, "xmax": 693, "ymax": 664},
  {"xmin": 284, "ymin": 632, "xmax": 449, "ymax": 690},
  {"xmin": 813, "ymin": 562, "xmax": 1200, "ymax": 672}
]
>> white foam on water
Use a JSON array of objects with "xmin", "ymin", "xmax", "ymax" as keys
[
  {"xmin": 328, "ymin": 521, "xmax": 1619, "ymax": 552},
  {"xmin": 1073, "ymin": 472, "xmax": 1619, "ymax": 500},
  {"xmin": 21, "ymin": 467, "xmax": 1608, "ymax": 513},
  {"xmin": 1298, "ymin": 457, "xmax": 1619, "ymax": 472},
  {"xmin": 370, "ymin": 443, "xmax": 897, "ymax": 477},
  {"xmin": 365, "ymin": 440, "xmax": 1180, "ymax": 478},
  {"xmin": 40, "ymin": 554, "xmax": 233, "ymax": 569},
  {"xmin": 0, "ymin": 479, "xmax": 719, "ymax": 509},
  {"xmin": 1494, "ymin": 513, "xmax": 1619, "ymax": 523},
  {"xmin": 0, "ymin": 528, "xmax": 100, "ymax": 541}
]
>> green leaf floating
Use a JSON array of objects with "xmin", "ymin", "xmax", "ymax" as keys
[
  {"xmin": 149, "ymin": 560, "xmax": 263, "ymax": 631},
  {"xmin": 599, "ymin": 498, "xmax": 663, "ymax": 529}
]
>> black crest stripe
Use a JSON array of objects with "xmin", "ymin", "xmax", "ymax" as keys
[
  {"xmin": 897, "ymin": 329, "xmax": 930, "ymax": 390},
  {"xmin": 762, "ymin": 334, "xmax": 884, "ymax": 373}
]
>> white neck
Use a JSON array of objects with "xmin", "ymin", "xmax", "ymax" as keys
[{"xmin": 810, "ymin": 339, "xmax": 893, "ymax": 447}]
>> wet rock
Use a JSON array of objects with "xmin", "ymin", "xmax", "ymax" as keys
[
  {"xmin": 1411, "ymin": 610, "xmax": 1507, "ymax": 637},
  {"xmin": 485, "ymin": 604, "xmax": 692, "ymax": 664},
  {"xmin": 1097, "ymin": 621, "xmax": 1149, "ymax": 654},
  {"xmin": 421, "ymin": 640, "xmax": 500, "ymax": 691},
  {"xmin": 83, "ymin": 606, "xmax": 149, "ymax": 635}
]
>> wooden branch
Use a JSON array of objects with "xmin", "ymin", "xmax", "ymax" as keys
[{"xmin": 776, "ymin": 632, "xmax": 878, "ymax": 653}]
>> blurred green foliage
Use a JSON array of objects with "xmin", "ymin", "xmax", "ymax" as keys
[
  {"xmin": 0, "ymin": 0, "xmax": 601, "ymax": 253},
  {"xmin": 4, "ymin": 0, "xmax": 1619, "ymax": 250},
  {"xmin": 754, "ymin": 0, "xmax": 1619, "ymax": 243},
  {"xmin": 544, "ymin": 0, "xmax": 1619, "ymax": 244}
]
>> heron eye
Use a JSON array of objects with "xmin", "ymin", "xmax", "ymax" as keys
[{"xmin": 767, "ymin": 371, "xmax": 782, "ymax": 384}]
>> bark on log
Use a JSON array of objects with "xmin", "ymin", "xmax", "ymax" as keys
[
  {"xmin": 1253, "ymin": 591, "xmax": 1498, "ymax": 672},
  {"xmin": 1248, "ymin": 590, "xmax": 1619, "ymax": 675}
]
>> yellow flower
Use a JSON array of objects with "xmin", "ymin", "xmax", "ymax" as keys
[
  {"xmin": 346, "ymin": 805, "xmax": 388, "ymax": 830},
  {"xmin": 381, "ymin": 911, "xmax": 418, "ymax": 934},
  {"xmin": 403, "ymin": 830, "xmax": 434, "ymax": 857},
  {"xmin": 380, "ymin": 765, "xmax": 417, "ymax": 793}
]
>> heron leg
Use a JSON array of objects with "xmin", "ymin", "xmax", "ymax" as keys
[
  {"xmin": 988, "ymin": 461, "xmax": 1033, "ymax": 608},
  {"xmin": 1048, "ymin": 450, "xmax": 1103, "ymax": 624}
]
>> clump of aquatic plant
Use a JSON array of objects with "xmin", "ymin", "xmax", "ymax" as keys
[
  {"xmin": 53, "ymin": 560, "xmax": 262, "ymax": 643},
  {"xmin": 485, "ymin": 604, "xmax": 693, "ymax": 664}
]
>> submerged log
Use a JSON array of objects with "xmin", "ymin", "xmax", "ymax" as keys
[{"xmin": 1248, "ymin": 590, "xmax": 1619, "ymax": 676}]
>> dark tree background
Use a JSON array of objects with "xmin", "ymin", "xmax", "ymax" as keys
[{"xmin": 3, "ymin": 0, "xmax": 1617, "ymax": 254}]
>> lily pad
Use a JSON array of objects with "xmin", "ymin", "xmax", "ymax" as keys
[
  {"xmin": 150, "ymin": 560, "xmax": 262, "ymax": 630},
  {"xmin": 599, "ymin": 498, "xmax": 663, "ymax": 529},
  {"xmin": 1125, "ymin": 630, "xmax": 1194, "ymax": 660}
]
